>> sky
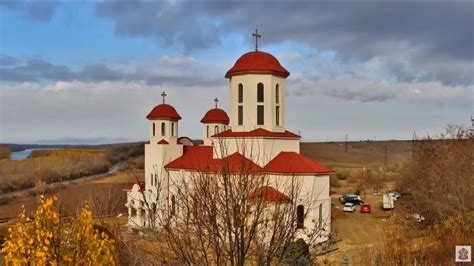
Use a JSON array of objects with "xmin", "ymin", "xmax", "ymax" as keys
[{"xmin": 0, "ymin": 1, "xmax": 473, "ymax": 144}]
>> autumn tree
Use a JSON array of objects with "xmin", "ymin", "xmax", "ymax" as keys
[
  {"xmin": 399, "ymin": 125, "xmax": 474, "ymax": 224},
  {"xmin": 2, "ymin": 196, "xmax": 115, "ymax": 264}
]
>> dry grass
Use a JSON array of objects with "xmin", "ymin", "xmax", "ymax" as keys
[
  {"xmin": 0, "ymin": 148, "xmax": 111, "ymax": 194},
  {"xmin": 301, "ymin": 140, "xmax": 411, "ymax": 169},
  {"xmin": 0, "ymin": 145, "xmax": 11, "ymax": 160}
]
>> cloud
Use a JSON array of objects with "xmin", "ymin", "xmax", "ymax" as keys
[
  {"xmin": 0, "ymin": 80, "xmax": 227, "ymax": 143},
  {"xmin": 96, "ymin": 2, "xmax": 474, "ymax": 86},
  {"xmin": 0, "ymin": 2, "xmax": 57, "ymax": 22},
  {"xmin": 0, "ymin": 55, "xmax": 225, "ymax": 87}
]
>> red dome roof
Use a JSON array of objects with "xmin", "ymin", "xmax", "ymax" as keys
[
  {"xmin": 201, "ymin": 108, "xmax": 229, "ymax": 124},
  {"xmin": 225, "ymin": 51, "xmax": 290, "ymax": 78},
  {"xmin": 146, "ymin": 104, "xmax": 182, "ymax": 121}
]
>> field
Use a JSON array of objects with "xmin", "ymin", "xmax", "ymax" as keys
[
  {"xmin": 0, "ymin": 148, "xmax": 111, "ymax": 194},
  {"xmin": 301, "ymin": 140, "xmax": 412, "ymax": 169},
  {"xmin": 0, "ymin": 140, "xmax": 416, "ymax": 263}
]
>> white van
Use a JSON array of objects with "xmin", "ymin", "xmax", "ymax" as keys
[{"xmin": 383, "ymin": 193, "xmax": 394, "ymax": 210}]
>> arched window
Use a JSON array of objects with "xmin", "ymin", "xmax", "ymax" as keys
[
  {"xmin": 150, "ymin": 174, "xmax": 153, "ymax": 186},
  {"xmin": 296, "ymin": 205, "xmax": 305, "ymax": 229},
  {"xmin": 257, "ymin": 105, "xmax": 264, "ymax": 125},
  {"xmin": 152, "ymin": 123, "xmax": 156, "ymax": 136},
  {"xmin": 238, "ymin": 106, "xmax": 243, "ymax": 126},
  {"xmin": 171, "ymin": 122, "xmax": 175, "ymax": 136},
  {"xmin": 276, "ymin": 106, "xmax": 280, "ymax": 126},
  {"xmin": 206, "ymin": 125, "xmax": 209, "ymax": 138},
  {"xmin": 171, "ymin": 195, "xmax": 176, "ymax": 216},
  {"xmin": 238, "ymin": 84, "xmax": 243, "ymax": 103},
  {"xmin": 161, "ymin": 122, "xmax": 166, "ymax": 136},
  {"xmin": 154, "ymin": 174, "xmax": 158, "ymax": 187},
  {"xmin": 214, "ymin": 125, "xmax": 219, "ymax": 134},
  {"xmin": 275, "ymin": 84, "xmax": 280, "ymax": 104},
  {"xmin": 318, "ymin": 203, "xmax": 323, "ymax": 228},
  {"xmin": 257, "ymin": 83, "xmax": 264, "ymax": 102}
]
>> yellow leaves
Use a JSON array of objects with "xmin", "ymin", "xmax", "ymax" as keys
[{"xmin": 1, "ymin": 196, "xmax": 116, "ymax": 265}]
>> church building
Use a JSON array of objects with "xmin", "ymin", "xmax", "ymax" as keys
[{"xmin": 125, "ymin": 34, "xmax": 334, "ymax": 243}]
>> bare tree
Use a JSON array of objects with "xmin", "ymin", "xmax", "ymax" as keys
[
  {"xmin": 399, "ymin": 125, "xmax": 474, "ymax": 224},
  {"xmin": 159, "ymin": 138, "xmax": 331, "ymax": 265}
]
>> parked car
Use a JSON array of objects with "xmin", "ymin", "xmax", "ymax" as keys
[
  {"xmin": 388, "ymin": 191, "xmax": 401, "ymax": 201},
  {"xmin": 340, "ymin": 194, "xmax": 364, "ymax": 205},
  {"xmin": 343, "ymin": 203, "xmax": 356, "ymax": 212},
  {"xmin": 407, "ymin": 213, "xmax": 425, "ymax": 223},
  {"xmin": 382, "ymin": 193, "xmax": 395, "ymax": 210},
  {"xmin": 360, "ymin": 204, "xmax": 372, "ymax": 213}
]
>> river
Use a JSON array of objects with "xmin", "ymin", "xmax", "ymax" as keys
[{"xmin": 10, "ymin": 148, "xmax": 58, "ymax": 160}]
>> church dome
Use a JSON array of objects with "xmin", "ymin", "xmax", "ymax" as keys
[
  {"xmin": 225, "ymin": 51, "xmax": 290, "ymax": 78},
  {"xmin": 201, "ymin": 108, "xmax": 229, "ymax": 124},
  {"xmin": 146, "ymin": 104, "xmax": 182, "ymax": 121}
]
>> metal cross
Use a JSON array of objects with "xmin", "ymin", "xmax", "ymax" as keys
[
  {"xmin": 214, "ymin": 97, "xmax": 219, "ymax": 108},
  {"xmin": 252, "ymin": 29, "xmax": 261, "ymax": 51},
  {"xmin": 161, "ymin": 91, "xmax": 167, "ymax": 104}
]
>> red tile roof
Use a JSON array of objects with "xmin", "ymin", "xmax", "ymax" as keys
[
  {"xmin": 225, "ymin": 51, "xmax": 290, "ymax": 78},
  {"xmin": 201, "ymin": 108, "xmax": 230, "ymax": 124},
  {"xmin": 157, "ymin": 139, "xmax": 169, "ymax": 144},
  {"xmin": 263, "ymin": 152, "xmax": 334, "ymax": 174},
  {"xmin": 165, "ymin": 146, "xmax": 262, "ymax": 173},
  {"xmin": 146, "ymin": 104, "xmax": 182, "ymax": 121},
  {"xmin": 248, "ymin": 186, "xmax": 291, "ymax": 203},
  {"xmin": 212, "ymin": 128, "xmax": 300, "ymax": 139}
]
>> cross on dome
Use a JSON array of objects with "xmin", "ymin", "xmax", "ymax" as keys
[
  {"xmin": 161, "ymin": 91, "xmax": 167, "ymax": 104},
  {"xmin": 252, "ymin": 29, "xmax": 261, "ymax": 51},
  {"xmin": 214, "ymin": 97, "xmax": 219, "ymax": 109}
]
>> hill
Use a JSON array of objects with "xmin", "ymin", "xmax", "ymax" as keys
[{"xmin": 301, "ymin": 140, "xmax": 413, "ymax": 169}]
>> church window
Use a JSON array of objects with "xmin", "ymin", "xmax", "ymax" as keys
[
  {"xmin": 150, "ymin": 174, "xmax": 153, "ymax": 186},
  {"xmin": 171, "ymin": 122, "xmax": 175, "ymax": 136},
  {"xmin": 257, "ymin": 105, "xmax": 264, "ymax": 125},
  {"xmin": 161, "ymin": 122, "xmax": 166, "ymax": 136},
  {"xmin": 152, "ymin": 123, "xmax": 156, "ymax": 136},
  {"xmin": 238, "ymin": 106, "xmax": 243, "ymax": 126},
  {"xmin": 214, "ymin": 125, "xmax": 219, "ymax": 134},
  {"xmin": 131, "ymin": 208, "xmax": 137, "ymax": 217},
  {"xmin": 206, "ymin": 125, "xmax": 209, "ymax": 137},
  {"xmin": 296, "ymin": 205, "xmax": 305, "ymax": 229},
  {"xmin": 257, "ymin": 83, "xmax": 264, "ymax": 102},
  {"xmin": 275, "ymin": 84, "xmax": 280, "ymax": 103},
  {"xmin": 276, "ymin": 106, "xmax": 280, "ymax": 126},
  {"xmin": 171, "ymin": 195, "xmax": 176, "ymax": 216},
  {"xmin": 238, "ymin": 84, "xmax": 243, "ymax": 103},
  {"xmin": 318, "ymin": 203, "xmax": 323, "ymax": 228},
  {"xmin": 154, "ymin": 174, "xmax": 158, "ymax": 187}
]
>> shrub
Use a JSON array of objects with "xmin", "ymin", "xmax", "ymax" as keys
[
  {"xmin": 330, "ymin": 175, "xmax": 341, "ymax": 188},
  {"xmin": 0, "ymin": 145, "xmax": 11, "ymax": 160},
  {"xmin": 1, "ymin": 196, "xmax": 115, "ymax": 264},
  {"xmin": 336, "ymin": 170, "xmax": 350, "ymax": 180}
]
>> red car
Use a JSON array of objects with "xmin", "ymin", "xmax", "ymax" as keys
[{"xmin": 360, "ymin": 204, "xmax": 372, "ymax": 213}]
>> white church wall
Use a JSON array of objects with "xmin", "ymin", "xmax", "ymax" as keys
[
  {"xmin": 211, "ymin": 137, "xmax": 299, "ymax": 167},
  {"xmin": 202, "ymin": 123, "xmax": 229, "ymax": 145},
  {"xmin": 229, "ymin": 74, "xmax": 286, "ymax": 132},
  {"xmin": 149, "ymin": 119, "xmax": 179, "ymax": 144},
  {"xmin": 267, "ymin": 174, "xmax": 331, "ymax": 243}
]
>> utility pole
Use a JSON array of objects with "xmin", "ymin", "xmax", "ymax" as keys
[
  {"xmin": 344, "ymin": 134, "xmax": 348, "ymax": 152},
  {"xmin": 412, "ymin": 130, "xmax": 417, "ymax": 162}
]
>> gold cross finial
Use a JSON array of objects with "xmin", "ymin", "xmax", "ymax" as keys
[
  {"xmin": 252, "ymin": 29, "xmax": 261, "ymax": 51},
  {"xmin": 214, "ymin": 97, "xmax": 219, "ymax": 109},
  {"xmin": 161, "ymin": 91, "xmax": 167, "ymax": 104}
]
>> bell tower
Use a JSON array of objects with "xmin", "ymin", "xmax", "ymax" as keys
[{"xmin": 225, "ymin": 32, "xmax": 289, "ymax": 133}]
